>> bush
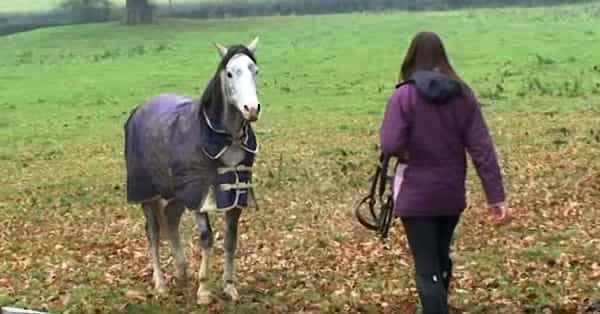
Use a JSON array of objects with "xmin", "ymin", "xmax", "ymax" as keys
[
  {"xmin": 156, "ymin": 0, "xmax": 597, "ymax": 19},
  {"xmin": 1, "ymin": 0, "xmax": 596, "ymax": 37},
  {"xmin": 61, "ymin": 0, "xmax": 114, "ymax": 22}
]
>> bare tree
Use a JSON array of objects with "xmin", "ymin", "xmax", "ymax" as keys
[{"xmin": 125, "ymin": 0, "xmax": 153, "ymax": 24}]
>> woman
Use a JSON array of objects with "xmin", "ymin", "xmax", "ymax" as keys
[{"xmin": 380, "ymin": 32, "xmax": 507, "ymax": 313}]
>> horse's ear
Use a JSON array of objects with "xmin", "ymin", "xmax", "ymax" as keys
[
  {"xmin": 215, "ymin": 42, "xmax": 228, "ymax": 58},
  {"xmin": 247, "ymin": 36, "xmax": 259, "ymax": 54}
]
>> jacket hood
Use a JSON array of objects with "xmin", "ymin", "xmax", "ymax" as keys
[{"xmin": 409, "ymin": 70, "xmax": 463, "ymax": 105}]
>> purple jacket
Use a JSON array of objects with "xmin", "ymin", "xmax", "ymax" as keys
[{"xmin": 380, "ymin": 71, "xmax": 505, "ymax": 217}]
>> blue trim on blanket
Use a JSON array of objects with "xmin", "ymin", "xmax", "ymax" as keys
[
  {"xmin": 201, "ymin": 109, "xmax": 258, "ymax": 159},
  {"xmin": 200, "ymin": 109, "xmax": 257, "ymax": 210}
]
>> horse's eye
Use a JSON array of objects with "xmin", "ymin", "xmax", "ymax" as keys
[{"xmin": 227, "ymin": 71, "xmax": 233, "ymax": 78}]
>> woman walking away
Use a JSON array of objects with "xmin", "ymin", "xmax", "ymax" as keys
[{"xmin": 380, "ymin": 32, "xmax": 508, "ymax": 313}]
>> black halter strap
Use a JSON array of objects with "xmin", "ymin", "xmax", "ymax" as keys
[{"xmin": 354, "ymin": 154, "xmax": 396, "ymax": 241}]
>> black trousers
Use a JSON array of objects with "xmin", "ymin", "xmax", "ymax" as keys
[{"xmin": 401, "ymin": 215, "xmax": 460, "ymax": 314}]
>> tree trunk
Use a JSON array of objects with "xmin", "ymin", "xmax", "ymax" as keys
[{"xmin": 125, "ymin": 0, "xmax": 153, "ymax": 24}]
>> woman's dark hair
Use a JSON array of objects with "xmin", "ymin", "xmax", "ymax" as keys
[{"xmin": 400, "ymin": 32, "xmax": 464, "ymax": 84}]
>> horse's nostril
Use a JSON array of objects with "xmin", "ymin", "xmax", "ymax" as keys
[
  {"xmin": 244, "ymin": 105, "xmax": 249, "ymax": 112},
  {"xmin": 256, "ymin": 104, "xmax": 261, "ymax": 114}
]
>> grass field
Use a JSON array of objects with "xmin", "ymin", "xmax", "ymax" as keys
[{"xmin": 1, "ymin": 3, "xmax": 600, "ymax": 314}]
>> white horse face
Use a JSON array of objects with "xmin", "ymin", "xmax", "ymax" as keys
[
  {"xmin": 217, "ymin": 37, "xmax": 261, "ymax": 122},
  {"xmin": 224, "ymin": 54, "xmax": 260, "ymax": 121}
]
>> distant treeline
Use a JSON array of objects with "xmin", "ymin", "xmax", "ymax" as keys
[
  {"xmin": 1, "ymin": 12, "xmax": 74, "ymax": 36},
  {"xmin": 0, "ymin": 0, "xmax": 594, "ymax": 36},
  {"xmin": 166, "ymin": 0, "xmax": 594, "ymax": 18}
]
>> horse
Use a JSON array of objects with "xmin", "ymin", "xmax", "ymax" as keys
[{"xmin": 123, "ymin": 37, "xmax": 261, "ymax": 304}]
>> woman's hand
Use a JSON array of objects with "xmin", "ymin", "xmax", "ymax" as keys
[{"xmin": 489, "ymin": 202, "xmax": 508, "ymax": 222}]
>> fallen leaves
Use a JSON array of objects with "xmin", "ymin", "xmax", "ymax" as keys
[{"xmin": 0, "ymin": 112, "xmax": 598, "ymax": 313}]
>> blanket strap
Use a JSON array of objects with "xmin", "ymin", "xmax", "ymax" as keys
[
  {"xmin": 219, "ymin": 182, "xmax": 254, "ymax": 191},
  {"xmin": 217, "ymin": 165, "xmax": 253, "ymax": 175}
]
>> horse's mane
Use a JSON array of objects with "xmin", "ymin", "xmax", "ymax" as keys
[{"xmin": 200, "ymin": 45, "xmax": 257, "ymax": 113}]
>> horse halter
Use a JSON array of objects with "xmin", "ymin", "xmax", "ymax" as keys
[{"xmin": 354, "ymin": 154, "xmax": 397, "ymax": 241}]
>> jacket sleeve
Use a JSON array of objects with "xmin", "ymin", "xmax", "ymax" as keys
[
  {"xmin": 380, "ymin": 87, "xmax": 411, "ymax": 157},
  {"xmin": 464, "ymin": 100, "xmax": 506, "ymax": 205}
]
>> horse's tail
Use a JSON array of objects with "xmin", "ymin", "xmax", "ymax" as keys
[
  {"xmin": 123, "ymin": 106, "xmax": 140, "ymax": 160},
  {"xmin": 156, "ymin": 198, "xmax": 170, "ymax": 239},
  {"xmin": 124, "ymin": 106, "xmax": 141, "ymax": 203},
  {"xmin": 141, "ymin": 198, "xmax": 170, "ymax": 240}
]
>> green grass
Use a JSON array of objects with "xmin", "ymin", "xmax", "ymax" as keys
[
  {"xmin": 1, "ymin": 4, "xmax": 599, "ymax": 155},
  {"xmin": 0, "ymin": 3, "xmax": 599, "ymax": 313}
]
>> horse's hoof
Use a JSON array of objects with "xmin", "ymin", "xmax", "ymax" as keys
[
  {"xmin": 155, "ymin": 284, "xmax": 168, "ymax": 296},
  {"xmin": 197, "ymin": 289, "xmax": 213, "ymax": 305},
  {"xmin": 175, "ymin": 271, "xmax": 189, "ymax": 286},
  {"xmin": 223, "ymin": 284, "xmax": 240, "ymax": 302},
  {"xmin": 175, "ymin": 264, "xmax": 189, "ymax": 281},
  {"xmin": 175, "ymin": 278, "xmax": 188, "ymax": 288}
]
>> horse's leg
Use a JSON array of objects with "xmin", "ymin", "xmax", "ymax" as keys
[
  {"xmin": 164, "ymin": 200, "xmax": 188, "ymax": 283},
  {"xmin": 223, "ymin": 207, "xmax": 242, "ymax": 301},
  {"xmin": 142, "ymin": 201, "xmax": 167, "ymax": 294},
  {"xmin": 193, "ymin": 210, "xmax": 214, "ymax": 305}
]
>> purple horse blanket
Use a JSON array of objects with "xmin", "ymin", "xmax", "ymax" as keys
[{"xmin": 124, "ymin": 94, "xmax": 257, "ymax": 211}]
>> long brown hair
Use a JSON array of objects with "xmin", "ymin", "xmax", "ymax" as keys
[{"xmin": 400, "ymin": 32, "xmax": 463, "ymax": 84}]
